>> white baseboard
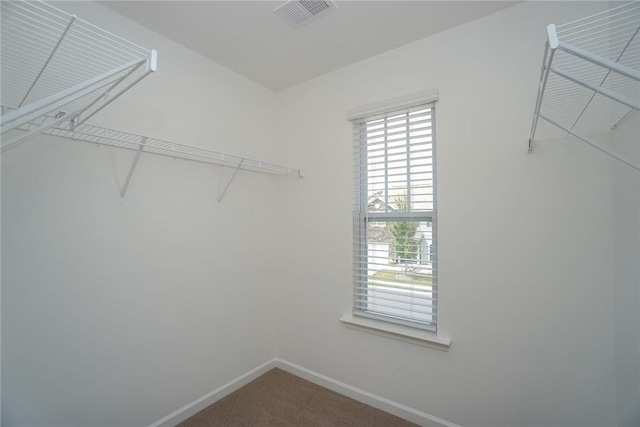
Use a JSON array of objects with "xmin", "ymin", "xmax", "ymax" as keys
[
  {"xmin": 147, "ymin": 358, "xmax": 278, "ymax": 427},
  {"xmin": 148, "ymin": 357, "xmax": 459, "ymax": 427},
  {"xmin": 273, "ymin": 358, "xmax": 460, "ymax": 427}
]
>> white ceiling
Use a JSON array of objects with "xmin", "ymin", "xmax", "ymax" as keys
[{"xmin": 101, "ymin": 1, "xmax": 518, "ymax": 92}]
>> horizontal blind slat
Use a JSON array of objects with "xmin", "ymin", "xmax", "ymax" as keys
[{"xmin": 352, "ymin": 99, "xmax": 438, "ymax": 328}]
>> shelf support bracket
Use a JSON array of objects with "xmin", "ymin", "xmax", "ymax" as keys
[
  {"xmin": 120, "ymin": 137, "xmax": 147, "ymax": 200},
  {"xmin": 528, "ymin": 42, "xmax": 556, "ymax": 153},
  {"xmin": 19, "ymin": 15, "xmax": 77, "ymax": 108},
  {"xmin": 539, "ymin": 113, "xmax": 640, "ymax": 172},
  {"xmin": 79, "ymin": 50, "xmax": 157, "ymax": 126},
  {"xmin": 1, "ymin": 58, "xmax": 145, "ymax": 134},
  {"xmin": 217, "ymin": 158, "xmax": 245, "ymax": 204},
  {"xmin": 1, "ymin": 106, "xmax": 85, "ymax": 153}
]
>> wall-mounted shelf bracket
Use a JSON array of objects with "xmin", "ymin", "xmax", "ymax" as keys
[
  {"xmin": 120, "ymin": 137, "xmax": 147, "ymax": 200},
  {"xmin": 217, "ymin": 158, "xmax": 245, "ymax": 204},
  {"xmin": 528, "ymin": 3, "xmax": 640, "ymax": 171}
]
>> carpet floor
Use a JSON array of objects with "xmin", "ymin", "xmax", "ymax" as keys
[{"xmin": 177, "ymin": 368, "xmax": 419, "ymax": 427}]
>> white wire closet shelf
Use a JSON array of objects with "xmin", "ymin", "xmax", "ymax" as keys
[
  {"xmin": 0, "ymin": 0, "xmax": 157, "ymax": 151},
  {"xmin": 44, "ymin": 121, "xmax": 302, "ymax": 176},
  {"xmin": 0, "ymin": 0, "xmax": 302, "ymax": 201},
  {"xmin": 3, "ymin": 115, "xmax": 303, "ymax": 200},
  {"xmin": 528, "ymin": 2, "xmax": 640, "ymax": 172}
]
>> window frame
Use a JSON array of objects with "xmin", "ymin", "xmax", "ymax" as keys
[{"xmin": 349, "ymin": 90, "xmax": 440, "ymax": 334}]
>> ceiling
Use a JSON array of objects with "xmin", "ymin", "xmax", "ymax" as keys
[{"xmin": 101, "ymin": 1, "xmax": 518, "ymax": 92}]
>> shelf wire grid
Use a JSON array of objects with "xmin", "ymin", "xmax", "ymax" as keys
[
  {"xmin": 5, "ymin": 112, "xmax": 302, "ymax": 177},
  {"xmin": 1, "ymin": 0, "xmax": 155, "ymax": 143},
  {"xmin": 534, "ymin": 2, "xmax": 639, "ymax": 141}
]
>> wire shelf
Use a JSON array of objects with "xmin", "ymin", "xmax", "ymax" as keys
[
  {"xmin": 4, "ymin": 111, "xmax": 303, "ymax": 180},
  {"xmin": 52, "ymin": 122, "xmax": 303, "ymax": 177},
  {"xmin": 528, "ymin": 2, "xmax": 640, "ymax": 171},
  {"xmin": 1, "ymin": 1, "xmax": 301, "ymax": 200},
  {"xmin": 1, "ymin": 0, "xmax": 157, "ymax": 148}
]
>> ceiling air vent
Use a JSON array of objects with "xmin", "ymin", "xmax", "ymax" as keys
[{"xmin": 274, "ymin": 0, "xmax": 337, "ymax": 29}]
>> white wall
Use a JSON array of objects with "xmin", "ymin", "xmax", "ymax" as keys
[
  {"xmin": 3, "ymin": 1, "xmax": 637, "ymax": 427},
  {"xmin": 611, "ymin": 111, "xmax": 640, "ymax": 427},
  {"xmin": 1, "ymin": 2, "xmax": 280, "ymax": 426},
  {"xmin": 275, "ymin": 2, "xmax": 621, "ymax": 426}
]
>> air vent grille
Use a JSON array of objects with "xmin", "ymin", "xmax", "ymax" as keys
[
  {"xmin": 300, "ymin": 0, "xmax": 330, "ymax": 15},
  {"xmin": 274, "ymin": 0, "xmax": 337, "ymax": 29}
]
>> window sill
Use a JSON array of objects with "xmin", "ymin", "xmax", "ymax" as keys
[{"xmin": 340, "ymin": 314, "xmax": 451, "ymax": 351}]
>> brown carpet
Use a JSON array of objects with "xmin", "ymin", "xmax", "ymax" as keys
[{"xmin": 177, "ymin": 368, "xmax": 419, "ymax": 427}]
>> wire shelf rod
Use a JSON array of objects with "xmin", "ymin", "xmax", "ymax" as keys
[
  {"xmin": 19, "ymin": 15, "xmax": 76, "ymax": 107},
  {"xmin": 1, "ymin": 21, "xmax": 67, "ymax": 48},
  {"xmin": 50, "ymin": 13, "xmax": 149, "ymax": 55},
  {"xmin": 51, "ymin": 33, "xmax": 146, "ymax": 66},
  {"xmin": 6, "ymin": 52, "xmax": 136, "ymax": 85},
  {"xmin": 543, "ymin": 79, "xmax": 638, "ymax": 98},
  {"xmin": 558, "ymin": 11, "xmax": 639, "ymax": 37},
  {"xmin": 553, "ymin": 48, "xmax": 638, "ymax": 67},
  {"xmin": 539, "ymin": 113, "xmax": 640, "ymax": 172},
  {"xmin": 560, "ymin": 24, "xmax": 639, "ymax": 47},
  {"xmin": 569, "ymin": 25, "xmax": 639, "ymax": 130},
  {"xmin": 20, "ymin": 73, "xmax": 131, "ymax": 121},
  {"xmin": 3, "ymin": 5, "xmax": 149, "ymax": 62},
  {"xmin": 559, "ymin": 16, "xmax": 639, "ymax": 45},
  {"xmin": 1, "ymin": 27, "xmax": 146, "ymax": 75},
  {"xmin": 13, "ymin": 63, "xmax": 125, "ymax": 91},
  {"xmin": 12, "ymin": 65, "xmax": 131, "ymax": 94},
  {"xmin": 528, "ymin": 3, "xmax": 640, "ymax": 160},
  {"xmin": 560, "ymin": 15, "xmax": 640, "ymax": 37},
  {"xmin": 2, "ymin": 105, "xmax": 88, "ymax": 152},
  {"xmin": 79, "ymin": 57, "xmax": 155, "ymax": 126},
  {"xmin": 541, "ymin": 96, "xmax": 623, "ymax": 110},
  {"xmin": 542, "ymin": 85, "xmax": 602, "ymax": 99},
  {"xmin": 529, "ymin": 43, "xmax": 556, "ymax": 151},
  {"xmin": 558, "ymin": 24, "xmax": 639, "ymax": 50},
  {"xmin": 554, "ymin": 46, "xmax": 639, "ymax": 67},
  {"xmin": 8, "ymin": 0, "xmax": 150, "ymax": 56},
  {"xmin": 554, "ymin": 47, "xmax": 637, "ymax": 63},
  {"xmin": 68, "ymin": 22, "xmax": 150, "ymax": 55},
  {"xmin": 556, "ymin": 3, "xmax": 638, "ymax": 31},
  {"xmin": 551, "ymin": 65, "xmax": 636, "ymax": 77},
  {"xmin": 3, "ymin": 5, "xmax": 70, "ymax": 34},
  {"xmin": 557, "ymin": 43, "xmax": 640, "ymax": 81},
  {"xmin": 1, "ymin": 59, "xmax": 143, "ymax": 132},
  {"xmin": 10, "ymin": 0, "xmax": 67, "ymax": 20},
  {"xmin": 613, "ymin": 109, "xmax": 637, "ymax": 129},
  {"xmin": 62, "ymin": 29, "xmax": 149, "ymax": 63},
  {"xmin": 75, "ymin": 63, "xmax": 145, "ymax": 125}
]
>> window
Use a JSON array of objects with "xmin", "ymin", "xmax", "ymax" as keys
[{"xmin": 350, "ymin": 92, "xmax": 438, "ymax": 332}]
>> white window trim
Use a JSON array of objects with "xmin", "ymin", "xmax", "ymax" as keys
[
  {"xmin": 345, "ymin": 89, "xmax": 451, "ymax": 349},
  {"xmin": 340, "ymin": 314, "xmax": 451, "ymax": 351},
  {"xmin": 346, "ymin": 89, "xmax": 439, "ymax": 121}
]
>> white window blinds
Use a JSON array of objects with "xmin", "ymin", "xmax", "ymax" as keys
[{"xmin": 352, "ymin": 101, "xmax": 437, "ymax": 331}]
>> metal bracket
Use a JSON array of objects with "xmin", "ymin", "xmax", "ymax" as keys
[
  {"xmin": 539, "ymin": 113, "xmax": 640, "ymax": 172},
  {"xmin": 120, "ymin": 137, "xmax": 147, "ymax": 200},
  {"xmin": 19, "ymin": 15, "xmax": 77, "ymax": 108},
  {"xmin": 1, "ymin": 107, "xmax": 84, "ymax": 153},
  {"xmin": 217, "ymin": 158, "xmax": 245, "ymax": 204}
]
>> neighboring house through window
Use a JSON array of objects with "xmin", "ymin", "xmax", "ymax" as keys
[{"xmin": 349, "ymin": 90, "xmax": 438, "ymax": 332}]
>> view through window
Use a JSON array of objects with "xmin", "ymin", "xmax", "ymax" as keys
[{"xmin": 352, "ymin": 102, "xmax": 437, "ymax": 331}]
